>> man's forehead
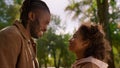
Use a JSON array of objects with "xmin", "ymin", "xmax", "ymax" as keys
[
  {"xmin": 34, "ymin": 10, "xmax": 50, "ymax": 17},
  {"xmin": 34, "ymin": 9, "xmax": 49, "ymax": 14}
]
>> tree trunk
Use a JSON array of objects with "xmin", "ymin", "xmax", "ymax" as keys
[
  {"xmin": 57, "ymin": 51, "xmax": 62, "ymax": 68},
  {"xmin": 44, "ymin": 58, "xmax": 47, "ymax": 68},
  {"xmin": 96, "ymin": 0, "xmax": 115, "ymax": 68},
  {"xmin": 53, "ymin": 49, "xmax": 57, "ymax": 68}
]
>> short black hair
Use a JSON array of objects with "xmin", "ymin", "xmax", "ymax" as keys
[{"xmin": 20, "ymin": 0, "xmax": 50, "ymax": 27}]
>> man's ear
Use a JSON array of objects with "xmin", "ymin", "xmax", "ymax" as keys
[{"xmin": 28, "ymin": 12, "xmax": 35, "ymax": 21}]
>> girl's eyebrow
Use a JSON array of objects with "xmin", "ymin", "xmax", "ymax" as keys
[{"xmin": 73, "ymin": 33, "xmax": 77, "ymax": 37}]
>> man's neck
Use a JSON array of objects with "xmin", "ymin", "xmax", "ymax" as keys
[{"xmin": 25, "ymin": 23, "xmax": 31, "ymax": 39}]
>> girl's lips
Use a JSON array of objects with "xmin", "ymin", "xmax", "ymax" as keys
[{"xmin": 69, "ymin": 42, "xmax": 73, "ymax": 46}]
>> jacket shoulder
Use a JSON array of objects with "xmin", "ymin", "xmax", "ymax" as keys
[
  {"xmin": 81, "ymin": 62, "xmax": 99, "ymax": 68},
  {"xmin": 0, "ymin": 26, "xmax": 19, "ymax": 35},
  {"xmin": 0, "ymin": 26, "xmax": 21, "ymax": 40},
  {"xmin": 0, "ymin": 26, "xmax": 22, "ymax": 68},
  {"xmin": 0, "ymin": 26, "xmax": 22, "ymax": 49}
]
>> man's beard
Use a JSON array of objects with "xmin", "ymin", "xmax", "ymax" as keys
[{"xmin": 30, "ymin": 19, "xmax": 40, "ymax": 39}]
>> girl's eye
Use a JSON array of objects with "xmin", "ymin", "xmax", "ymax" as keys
[{"xmin": 73, "ymin": 34, "xmax": 77, "ymax": 38}]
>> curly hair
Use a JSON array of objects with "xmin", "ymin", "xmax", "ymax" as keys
[
  {"xmin": 78, "ymin": 23, "xmax": 111, "ymax": 62},
  {"xmin": 20, "ymin": 0, "xmax": 50, "ymax": 27}
]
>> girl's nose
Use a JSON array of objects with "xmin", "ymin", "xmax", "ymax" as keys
[{"xmin": 69, "ymin": 38, "xmax": 74, "ymax": 43}]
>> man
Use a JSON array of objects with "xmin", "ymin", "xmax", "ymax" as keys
[{"xmin": 0, "ymin": 0, "xmax": 50, "ymax": 68}]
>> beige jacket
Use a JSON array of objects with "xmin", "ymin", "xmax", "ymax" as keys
[
  {"xmin": 72, "ymin": 56, "xmax": 108, "ymax": 68},
  {"xmin": 0, "ymin": 21, "xmax": 39, "ymax": 68}
]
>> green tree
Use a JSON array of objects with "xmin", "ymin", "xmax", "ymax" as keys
[
  {"xmin": 109, "ymin": 23, "xmax": 120, "ymax": 68},
  {"xmin": 0, "ymin": 0, "xmax": 20, "ymax": 29},
  {"xmin": 37, "ymin": 15, "xmax": 75, "ymax": 68},
  {"xmin": 96, "ymin": 0, "xmax": 115, "ymax": 68}
]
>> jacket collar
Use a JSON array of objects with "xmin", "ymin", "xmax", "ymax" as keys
[{"xmin": 13, "ymin": 20, "xmax": 30, "ymax": 41}]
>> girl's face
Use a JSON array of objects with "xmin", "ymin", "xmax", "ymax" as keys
[{"xmin": 69, "ymin": 31, "xmax": 88, "ymax": 53}]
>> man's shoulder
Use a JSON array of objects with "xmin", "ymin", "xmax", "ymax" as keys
[
  {"xmin": 0, "ymin": 25, "xmax": 18, "ymax": 35},
  {"xmin": 0, "ymin": 25, "xmax": 22, "ymax": 55},
  {"xmin": 0, "ymin": 25, "xmax": 21, "ymax": 40}
]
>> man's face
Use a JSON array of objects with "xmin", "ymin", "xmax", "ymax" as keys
[{"xmin": 30, "ymin": 10, "xmax": 50, "ymax": 39}]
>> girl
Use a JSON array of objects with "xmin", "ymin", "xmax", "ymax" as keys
[{"xmin": 69, "ymin": 22, "xmax": 111, "ymax": 68}]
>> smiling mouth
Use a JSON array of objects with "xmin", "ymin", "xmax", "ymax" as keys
[{"xmin": 40, "ymin": 30, "xmax": 44, "ymax": 35}]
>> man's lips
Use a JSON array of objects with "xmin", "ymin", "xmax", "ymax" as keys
[
  {"xmin": 40, "ymin": 31, "xmax": 44, "ymax": 35},
  {"xmin": 38, "ymin": 30, "xmax": 44, "ymax": 37}
]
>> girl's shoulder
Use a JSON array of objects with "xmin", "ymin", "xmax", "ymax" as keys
[
  {"xmin": 80, "ymin": 62, "xmax": 99, "ymax": 68},
  {"xmin": 72, "ymin": 56, "xmax": 108, "ymax": 68}
]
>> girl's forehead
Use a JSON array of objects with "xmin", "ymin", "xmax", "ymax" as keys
[
  {"xmin": 75, "ymin": 30, "xmax": 80, "ymax": 34},
  {"xmin": 73, "ymin": 31, "xmax": 77, "ymax": 36},
  {"xmin": 73, "ymin": 31, "xmax": 80, "ymax": 37}
]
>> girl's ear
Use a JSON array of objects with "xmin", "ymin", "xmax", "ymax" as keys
[
  {"xmin": 28, "ymin": 12, "xmax": 35, "ymax": 21},
  {"xmin": 82, "ymin": 40, "xmax": 89, "ymax": 48}
]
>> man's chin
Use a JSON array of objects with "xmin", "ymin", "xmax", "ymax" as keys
[
  {"xmin": 38, "ymin": 35, "xmax": 42, "ymax": 38},
  {"xmin": 31, "ymin": 33, "xmax": 43, "ymax": 39},
  {"xmin": 32, "ymin": 35, "xmax": 39, "ymax": 39}
]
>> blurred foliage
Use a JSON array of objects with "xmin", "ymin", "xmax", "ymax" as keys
[
  {"xmin": 37, "ymin": 15, "xmax": 76, "ymax": 68},
  {"xmin": 110, "ymin": 23, "xmax": 120, "ymax": 68},
  {"xmin": 0, "ymin": 0, "xmax": 20, "ymax": 29}
]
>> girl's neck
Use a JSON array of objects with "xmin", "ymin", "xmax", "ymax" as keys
[{"xmin": 76, "ymin": 50, "xmax": 85, "ymax": 60}]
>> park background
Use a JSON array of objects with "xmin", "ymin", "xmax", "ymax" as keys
[{"xmin": 0, "ymin": 0, "xmax": 120, "ymax": 68}]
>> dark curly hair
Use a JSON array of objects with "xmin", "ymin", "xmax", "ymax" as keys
[
  {"xmin": 78, "ymin": 23, "xmax": 111, "ymax": 62},
  {"xmin": 20, "ymin": 0, "xmax": 50, "ymax": 27}
]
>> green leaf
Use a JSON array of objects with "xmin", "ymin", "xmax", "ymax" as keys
[
  {"xmin": 112, "ymin": 46, "xmax": 118, "ymax": 55},
  {"xmin": 14, "ymin": 0, "xmax": 23, "ymax": 5},
  {"xmin": 100, "ymin": 0, "xmax": 103, "ymax": 3}
]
